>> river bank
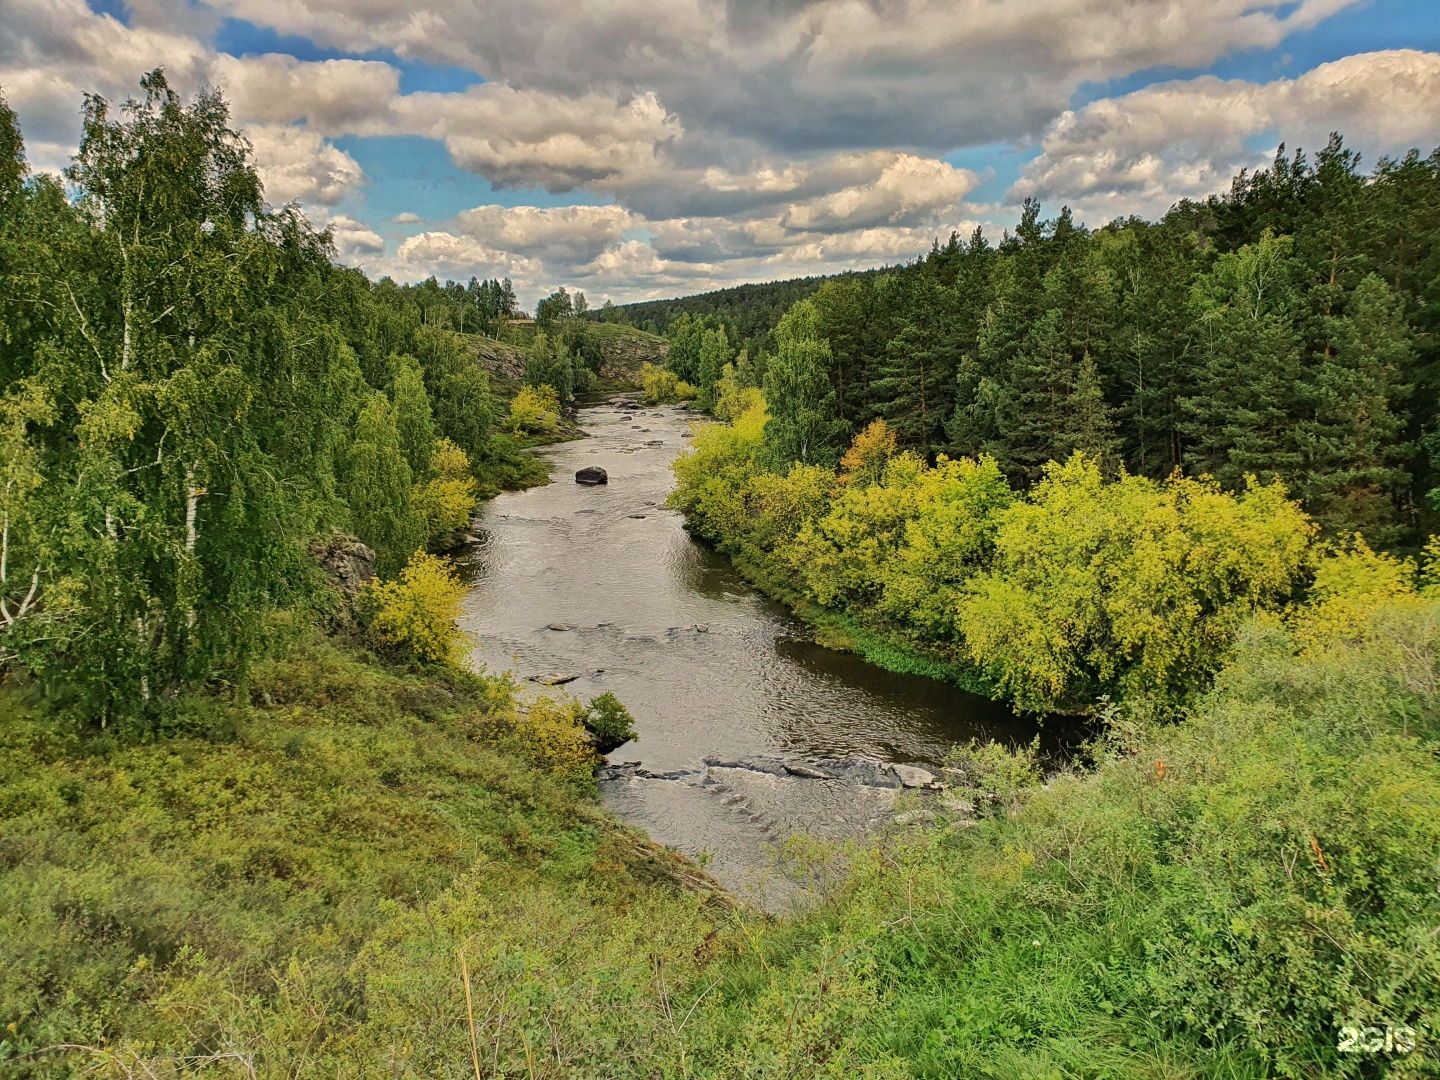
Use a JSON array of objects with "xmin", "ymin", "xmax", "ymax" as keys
[{"xmin": 459, "ymin": 397, "xmax": 1068, "ymax": 907}]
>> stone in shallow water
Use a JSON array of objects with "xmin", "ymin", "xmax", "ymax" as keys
[
  {"xmin": 547, "ymin": 622, "xmax": 572, "ymax": 631},
  {"xmin": 888, "ymin": 763, "xmax": 936, "ymax": 788},
  {"xmin": 529, "ymin": 672, "xmax": 580, "ymax": 686},
  {"xmin": 575, "ymin": 466, "xmax": 608, "ymax": 485}
]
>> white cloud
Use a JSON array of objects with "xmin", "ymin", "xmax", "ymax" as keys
[
  {"xmin": 247, "ymin": 124, "xmax": 365, "ymax": 205},
  {"xmin": 1015, "ymin": 49, "xmax": 1440, "ymax": 221},
  {"xmin": 324, "ymin": 213, "xmax": 386, "ymax": 258},
  {"xmin": 172, "ymin": 0, "xmax": 1366, "ymax": 152}
]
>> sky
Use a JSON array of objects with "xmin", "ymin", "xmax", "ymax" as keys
[{"xmin": 2, "ymin": 0, "xmax": 1438, "ymax": 307}]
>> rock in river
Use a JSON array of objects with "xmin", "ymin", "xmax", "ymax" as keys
[
  {"xmin": 888, "ymin": 763, "xmax": 937, "ymax": 788},
  {"xmin": 575, "ymin": 466, "xmax": 608, "ymax": 485}
]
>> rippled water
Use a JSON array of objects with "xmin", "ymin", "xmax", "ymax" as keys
[{"xmin": 459, "ymin": 397, "xmax": 1069, "ymax": 908}]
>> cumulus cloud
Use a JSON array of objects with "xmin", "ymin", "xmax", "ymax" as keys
[
  {"xmin": 324, "ymin": 213, "xmax": 386, "ymax": 258},
  {"xmin": 247, "ymin": 124, "xmax": 365, "ymax": 205},
  {"xmin": 165, "ymin": 0, "xmax": 1368, "ymax": 156},
  {"xmin": 389, "ymin": 86, "xmax": 679, "ymax": 193},
  {"xmin": 7, "ymin": 0, "xmax": 1432, "ymax": 304},
  {"xmin": 1014, "ymin": 49, "xmax": 1440, "ymax": 221}
]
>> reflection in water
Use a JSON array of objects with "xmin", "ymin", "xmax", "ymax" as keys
[{"xmin": 460, "ymin": 399, "xmax": 1070, "ymax": 908}]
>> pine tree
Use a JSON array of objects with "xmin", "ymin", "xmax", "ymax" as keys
[
  {"xmin": 1183, "ymin": 231, "xmax": 1307, "ymax": 490},
  {"xmin": 1303, "ymin": 272, "xmax": 1413, "ymax": 541}
]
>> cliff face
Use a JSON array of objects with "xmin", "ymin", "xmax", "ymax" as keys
[{"xmin": 465, "ymin": 325, "xmax": 670, "ymax": 389}]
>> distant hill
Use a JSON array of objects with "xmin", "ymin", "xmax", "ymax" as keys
[
  {"xmin": 466, "ymin": 321, "xmax": 666, "ymax": 394},
  {"xmin": 608, "ymin": 267, "xmax": 893, "ymax": 345}
]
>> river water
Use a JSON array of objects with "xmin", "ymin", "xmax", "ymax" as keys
[{"xmin": 459, "ymin": 397, "xmax": 1068, "ymax": 908}]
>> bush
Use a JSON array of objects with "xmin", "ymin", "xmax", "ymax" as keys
[
  {"xmin": 640, "ymin": 363, "xmax": 697, "ymax": 404},
  {"xmin": 958, "ymin": 454, "xmax": 1314, "ymax": 711},
  {"xmin": 411, "ymin": 438, "xmax": 478, "ymax": 546},
  {"xmin": 507, "ymin": 383, "xmax": 561, "ymax": 435},
  {"xmin": 583, "ymin": 691, "xmax": 638, "ymax": 753},
  {"xmin": 362, "ymin": 550, "xmax": 469, "ymax": 665}
]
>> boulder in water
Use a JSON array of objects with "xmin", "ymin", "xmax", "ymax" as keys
[
  {"xmin": 888, "ymin": 763, "xmax": 937, "ymax": 788},
  {"xmin": 575, "ymin": 466, "xmax": 608, "ymax": 485}
]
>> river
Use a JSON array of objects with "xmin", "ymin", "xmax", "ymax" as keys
[{"xmin": 458, "ymin": 397, "xmax": 1071, "ymax": 909}]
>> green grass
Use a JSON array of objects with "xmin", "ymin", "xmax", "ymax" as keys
[
  {"xmin": 2, "ymin": 607, "xmax": 1437, "ymax": 1078},
  {"xmin": 0, "ymin": 643, "xmax": 727, "ymax": 1077}
]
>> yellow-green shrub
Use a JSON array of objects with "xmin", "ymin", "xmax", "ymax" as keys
[
  {"xmin": 782, "ymin": 447, "xmax": 1013, "ymax": 640},
  {"xmin": 412, "ymin": 438, "xmax": 478, "ymax": 545},
  {"xmin": 640, "ymin": 363, "xmax": 697, "ymax": 405},
  {"xmin": 469, "ymin": 694, "xmax": 597, "ymax": 777},
  {"xmin": 507, "ymin": 383, "xmax": 561, "ymax": 434},
  {"xmin": 959, "ymin": 454, "xmax": 1315, "ymax": 710},
  {"xmin": 362, "ymin": 550, "xmax": 469, "ymax": 665}
]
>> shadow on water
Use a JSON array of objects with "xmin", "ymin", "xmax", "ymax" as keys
[{"xmin": 459, "ymin": 397, "xmax": 1090, "ymax": 909}]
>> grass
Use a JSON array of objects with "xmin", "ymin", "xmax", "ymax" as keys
[
  {"xmin": 0, "ymin": 642, "xmax": 728, "ymax": 1077},
  {"xmin": 2, "ymin": 595, "xmax": 1436, "ymax": 1077}
]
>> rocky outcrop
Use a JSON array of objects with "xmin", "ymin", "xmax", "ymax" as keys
[
  {"xmin": 307, "ymin": 532, "xmax": 376, "ymax": 629},
  {"xmin": 308, "ymin": 532, "xmax": 375, "ymax": 598},
  {"xmin": 576, "ymin": 466, "xmax": 608, "ymax": 485}
]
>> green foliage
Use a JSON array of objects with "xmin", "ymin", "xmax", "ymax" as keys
[
  {"xmin": 785, "ymin": 440, "xmax": 1015, "ymax": 643},
  {"xmin": 0, "ymin": 71, "xmax": 364, "ymax": 720},
  {"xmin": 639, "ymin": 362, "xmax": 697, "ymax": 404},
  {"xmin": 960, "ymin": 454, "xmax": 1314, "ymax": 711},
  {"xmin": 507, "ymin": 383, "xmax": 562, "ymax": 435},
  {"xmin": 344, "ymin": 393, "xmax": 425, "ymax": 578},
  {"xmin": 525, "ymin": 329, "xmax": 578, "ymax": 403},
  {"xmin": 761, "ymin": 300, "xmax": 848, "ymax": 468},
  {"xmin": 0, "ymin": 642, "xmax": 723, "ymax": 1076},
  {"xmin": 676, "ymin": 600, "xmax": 1440, "ymax": 1077},
  {"xmin": 583, "ymin": 691, "xmax": 638, "ymax": 750},
  {"xmin": 388, "ymin": 356, "xmax": 437, "ymax": 476},
  {"xmin": 411, "ymin": 437, "xmax": 478, "ymax": 548}
]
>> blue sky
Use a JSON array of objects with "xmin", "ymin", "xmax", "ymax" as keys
[{"xmin": 8, "ymin": 0, "xmax": 1439, "ymax": 303}]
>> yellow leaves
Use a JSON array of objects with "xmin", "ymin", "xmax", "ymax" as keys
[
  {"xmin": 639, "ymin": 363, "xmax": 697, "ymax": 405},
  {"xmin": 959, "ymin": 452, "xmax": 1314, "ymax": 710},
  {"xmin": 412, "ymin": 438, "xmax": 477, "ymax": 543},
  {"xmin": 1291, "ymin": 536, "xmax": 1420, "ymax": 651},
  {"xmin": 837, "ymin": 418, "xmax": 896, "ymax": 489},
  {"xmin": 469, "ymin": 694, "xmax": 597, "ymax": 777},
  {"xmin": 362, "ymin": 551, "xmax": 470, "ymax": 666},
  {"xmin": 507, "ymin": 384, "xmax": 560, "ymax": 435}
]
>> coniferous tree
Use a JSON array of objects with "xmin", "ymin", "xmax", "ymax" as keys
[
  {"xmin": 1303, "ymin": 272, "xmax": 1413, "ymax": 540},
  {"xmin": 1183, "ymin": 231, "xmax": 1307, "ymax": 490}
]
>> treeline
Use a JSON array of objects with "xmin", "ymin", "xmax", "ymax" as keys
[
  {"xmin": 0, "ymin": 74, "xmax": 538, "ymax": 722},
  {"xmin": 608, "ymin": 270, "xmax": 887, "ymax": 353},
  {"xmin": 373, "ymin": 273, "xmax": 521, "ymax": 338},
  {"xmin": 668, "ymin": 137, "xmax": 1440, "ymax": 547}
]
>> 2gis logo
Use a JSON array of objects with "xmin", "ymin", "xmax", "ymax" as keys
[{"xmin": 1337, "ymin": 1024, "xmax": 1419, "ymax": 1055}]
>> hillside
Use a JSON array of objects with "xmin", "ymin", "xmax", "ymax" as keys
[
  {"xmin": 465, "ymin": 322, "xmax": 667, "ymax": 393},
  {"xmin": 609, "ymin": 267, "xmax": 891, "ymax": 344}
]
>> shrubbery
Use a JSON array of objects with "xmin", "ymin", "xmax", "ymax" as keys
[
  {"xmin": 362, "ymin": 550, "xmax": 469, "ymax": 665},
  {"xmin": 640, "ymin": 363, "xmax": 697, "ymax": 404},
  {"xmin": 674, "ymin": 413, "xmax": 1325, "ymax": 711},
  {"xmin": 507, "ymin": 382, "xmax": 561, "ymax": 434}
]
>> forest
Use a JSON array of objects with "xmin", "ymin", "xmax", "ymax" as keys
[
  {"xmin": 1, "ymin": 73, "xmax": 1438, "ymax": 1079},
  {"xmin": 647, "ymin": 139, "xmax": 1439, "ymax": 551}
]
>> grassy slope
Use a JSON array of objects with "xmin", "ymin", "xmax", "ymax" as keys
[
  {"xmin": 0, "ymin": 643, "xmax": 727, "ymax": 1077},
  {"xmin": 1, "ymin": 612, "xmax": 1436, "ymax": 1077}
]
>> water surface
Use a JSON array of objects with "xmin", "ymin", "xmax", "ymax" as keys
[{"xmin": 459, "ymin": 398, "xmax": 1064, "ymax": 906}]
